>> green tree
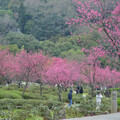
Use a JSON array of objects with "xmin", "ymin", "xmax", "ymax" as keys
[
  {"xmin": 18, "ymin": 3, "xmax": 32, "ymax": 33},
  {"xmin": 0, "ymin": 44, "xmax": 23, "ymax": 54},
  {"xmin": 0, "ymin": 0, "xmax": 10, "ymax": 10},
  {"xmin": 39, "ymin": 40, "xmax": 55, "ymax": 55},
  {"xmin": 60, "ymin": 49, "xmax": 84, "ymax": 60},
  {"xmin": 39, "ymin": 35, "xmax": 82, "ymax": 57},
  {"xmin": 3, "ymin": 32, "xmax": 40, "ymax": 52},
  {"xmin": 0, "ymin": 14, "xmax": 17, "ymax": 36},
  {"xmin": 24, "ymin": 13, "xmax": 71, "ymax": 41}
]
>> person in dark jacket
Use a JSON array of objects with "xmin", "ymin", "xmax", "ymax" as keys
[
  {"xmin": 68, "ymin": 89, "xmax": 73, "ymax": 106},
  {"xmin": 76, "ymin": 85, "xmax": 80, "ymax": 94},
  {"xmin": 79, "ymin": 86, "xmax": 83, "ymax": 94}
]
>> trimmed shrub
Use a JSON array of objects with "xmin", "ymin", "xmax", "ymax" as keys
[
  {"xmin": 23, "ymin": 93, "xmax": 47, "ymax": 100},
  {"xmin": 0, "ymin": 90, "xmax": 22, "ymax": 99},
  {"xmin": 0, "ymin": 99, "xmax": 63, "ymax": 110},
  {"xmin": 117, "ymin": 97, "xmax": 120, "ymax": 106},
  {"xmin": 3, "ymin": 84, "xmax": 18, "ymax": 90},
  {"xmin": 72, "ymin": 94, "xmax": 85, "ymax": 104}
]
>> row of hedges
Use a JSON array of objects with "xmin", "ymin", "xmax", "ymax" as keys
[{"xmin": 0, "ymin": 99, "xmax": 63, "ymax": 110}]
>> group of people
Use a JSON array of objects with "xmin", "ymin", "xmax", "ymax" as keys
[
  {"xmin": 68, "ymin": 85, "xmax": 103, "ymax": 108},
  {"xmin": 68, "ymin": 85, "xmax": 83, "ymax": 106},
  {"xmin": 76, "ymin": 85, "xmax": 83, "ymax": 94}
]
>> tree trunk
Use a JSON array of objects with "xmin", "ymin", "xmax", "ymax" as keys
[
  {"xmin": 58, "ymin": 85, "xmax": 62, "ymax": 102},
  {"xmin": 91, "ymin": 86, "xmax": 94, "ymax": 98},
  {"xmin": 90, "ymin": 84, "xmax": 95, "ymax": 98},
  {"xmin": 40, "ymin": 82, "xmax": 42, "ymax": 96},
  {"xmin": 65, "ymin": 87, "xmax": 67, "ymax": 92},
  {"xmin": 22, "ymin": 80, "xmax": 28, "ymax": 98}
]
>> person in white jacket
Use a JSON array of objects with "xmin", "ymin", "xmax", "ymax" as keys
[{"xmin": 96, "ymin": 92, "xmax": 103, "ymax": 110}]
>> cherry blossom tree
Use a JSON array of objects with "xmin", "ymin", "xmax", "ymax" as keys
[
  {"xmin": 14, "ymin": 50, "xmax": 39, "ymax": 97},
  {"xmin": 96, "ymin": 66, "xmax": 120, "ymax": 88},
  {"xmin": 43, "ymin": 57, "xmax": 80, "ymax": 101},
  {"xmin": 0, "ymin": 50, "xmax": 14, "ymax": 85},
  {"xmin": 68, "ymin": 0, "xmax": 120, "ymax": 60},
  {"xmin": 32, "ymin": 51, "xmax": 49, "ymax": 96},
  {"xmin": 80, "ymin": 47, "xmax": 120, "ymax": 97}
]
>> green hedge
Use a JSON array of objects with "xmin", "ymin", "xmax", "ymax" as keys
[
  {"xmin": 110, "ymin": 88, "xmax": 120, "ymax": 91},
  {"xmin": 23, "ymin": 93, "xmax": 47, "ymax": 100},
  {"xmin": 0, "ymin": 88, "xmax": 47, "ymax": 100},
  {"xmin": 0, "ymin": 90, "xmax": 22, "ymax": 99},
  {"xmin": 0, "ymin": 99, "xmax": 63, "ymax": 110},
  {"xmin": 117, "ymin": 98, "xmax": 120, "ymax": 106}
]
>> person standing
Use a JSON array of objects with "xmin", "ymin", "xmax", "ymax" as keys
[
  {"xmin": 76, "ymin": 85, "xmax": 80, "ymax": 94},
  {"xmin": 79, "ymin": 86, "xmax": 83, "ymax": 94},
  {"xmin": 96, "ymin": 92, "xmax": 103, "ymax": 110},
  {"xmin": 68, "ymin": 89, "xmax": 73, "ymax": 106}
]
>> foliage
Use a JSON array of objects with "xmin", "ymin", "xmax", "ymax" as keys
[
  {"xmin": 72, "ymin": 94, "xmax": 85, "ymax": 104},
  {"xmin": 0, "ymin": 44, "xmax": 22, "ymax": 54},
  {"xmin": 117, "ymin": 98, "xmax": 120, "ymax": 106},
  {"xmin": 0, "ymin": 103, "xmax": 65, "ymax": 120},
  {"xmin": 66, "ymin": 107, "xmax": 84, "ymax": 118},
  {"xmin": 0, "ymin": 89, "xmax": 22, "ymax": 99},
  {"xmin": 0, "ymin": 85, "xmax": 119, "ymax": 119},
  {"xmin": 100, "ymin": 97, "xmax": 111, "ymax": 112},
  {"xmin": 18, "ymin": 3, "xmax": 32, "ymax": 33},
  {"xmin": 0, "ymin": 14, "xmax": 17, "ymax": 36},
  {"xmin": 39, "ymin": 35, "xmax": 83, "ymax": 57},
  {"xmin": 0, "ymin": 99, "xmax": 63, "ymax": 110},
  {"xmin": 4, "ymin": 32, "xmax": 40, "ymax": 51},
  {"xmin": 23, "ymin": 93, "xmax": 46, "ymax": 100},
  {"xmin": 69, "ymin": 0, "xmax": 120, "ymax": 60},
  {"xmin": 25, "ymin": 13, "xmax": 71, "ymax": 41},
  {"xmin": 0, "ymin": 10, "xmax": 13, "ymax": 16},
  {"xmin": 52, "ymin": 106, "xmax": 66, "ymax": 120},
  {"xmin": 79, "ymin": 47, "xmax": 120, "ymax": 97},
  {"xmin": 39, "ymin": 32, "xmax": 101, "ymax": 57},
  {"xmin": 0, "ymin": 0, "xmax": 10, "ymax": 10},
  {"xmin": 110, "ymin": 88, "xmax": 120, "ymax": 92}
]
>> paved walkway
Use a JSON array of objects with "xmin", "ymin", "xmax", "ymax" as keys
[{"xmin": 63, "ymin": 112, "xmax": 120, "ymax": 120}]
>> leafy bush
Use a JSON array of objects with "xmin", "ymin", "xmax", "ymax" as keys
[
  {"xmin": 118, "ymin": 106, "xmax": 120, "ymax": 112},
  {"xmin": 65, "ymin": 98, "xmax": 97, "ymax": 118},
  {"xmin": 43, "ymin": 94, "xmax": 58, "ymax": 101},
  {"xmin": 65, "ymin": 97, "xmax": 110, "ymax": 118},
  {"xmin": 0, "ymin": 85, "xmax": 3, "ymax": 89},
  {"xmin": 73, "ymin": 94, "xmax": 85, "ymax": 104},
  {"xmin": 100, "ymin": 97, "xmax": 111, "ymax": 112},
  {"xmin": 0, "ymin": 99, "xmax": 63, "ymax": 110},
  {"xmin": 110, "ymin": 88, "xmax": 120, "ymax": 91},
  {"xmin": 0, "ymin": 104, "xmax": 64, "ymax": 120},
  {"xmin": 66, "ymin": 107, "xmax": 84, "ymax": 118},
  {"xmin": 78, "ymin": 99, "xmax": 97, "ymax": 113},
  {"xmin": 0, "ymin": 109, "xmax": 31, "ymax": 120},
  {"xmin": 117, "ymin": 97, "xmax": 120, "ymax": 106},
  {"xmin": 28, "ymin": 83, "xmax": 42, "ymax": 93},
  {"xmin": 0, "ymin": 90, "xmax": 22, "ymax": 99},
  {"xmin": 3, "ymin": 84, "xmax": 18, "ymax": 90},
  {"xmin": 23, "ymin": 92, "xmax": 47, "ymax": 100},
  {"xmin": 52, "ymin": 106, "xmax": 66, "ymax": 120}
]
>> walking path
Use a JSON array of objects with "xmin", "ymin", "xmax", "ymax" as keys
[{"xmin": 63, "ymin": 112, "xmax": 120, "ymax": 120}]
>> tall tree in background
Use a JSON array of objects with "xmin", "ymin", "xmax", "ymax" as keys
[{"xmin": 18, "ymin": 3, "xmax": 32, "ymax": 33}]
